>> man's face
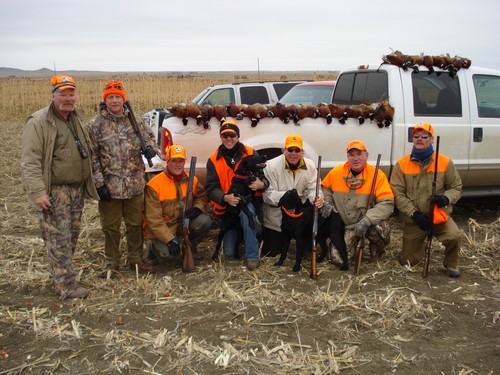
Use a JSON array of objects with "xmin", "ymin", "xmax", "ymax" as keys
[
  {"xmin": 105, "ymin": 94, "xmax": 124, "ymax": 115},
  {"xmin": 412, "ymin": 130, "xmax": 433, "ymax": 152},
  {"xmin": 284, "ymin": 146, "xmax": 303, "ymax": 165},
  {"xmin": 347, "ymin": 149, "xmax": 369, "ymax": 172},
  {"xmin": 51, "ymin": 88, "xmax": 76, "ymax": 114},
  {"xmin": 220, "ymin": 132, "xmax": 239, "ymax": 150},
  {"xmin": 167, "ymin": 157, "xmax": 186, "ymax": 176}
]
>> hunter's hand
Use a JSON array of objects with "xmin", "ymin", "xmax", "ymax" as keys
[
  {"xmin": 314, "ymin": 195, "xmax": 324, "ymax": 208},
  {"xmin": 355, "ymin": 218, "xmax": 370, "ymax": 237},
  {"xmin": 167, "ymin": 239, "xmax": 180, "ymax": 257},
  {"xmin": 185, "ymin": 207, "xmax": 202, "ymax": 220},
  {"xmin": 249, "ymin": 177, "xmax": 264, "ymax": 191},
  {"xmin": 412, "ymin": 211, "xmax": 432, "ymax": 232},
  {"xmin": 223, "ymin": 193, "xmax": 240, "ymax": 207},
  {"xmin": 143, "ymin": 145, "xmax": 156, "ymax": 159},
  {"xmin": 97, "ymin": 185, "xmax": 112, "ymax": 202},
  {"xmin": 433, "ymin": 194, "xmax": 449, "ymax": 208},
  {"xmin": 34, "ymin": 194, "xmax": 51, "ymax": 210}
]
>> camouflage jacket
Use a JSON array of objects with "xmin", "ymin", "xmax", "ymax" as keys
[{"xmin": 87, "ymin": 104, "xmax": 157, "ymax": 199}]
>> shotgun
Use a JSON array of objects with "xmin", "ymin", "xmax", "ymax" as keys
[
  {"xmin": 124, "ymin": 100, "xmax": 154, "ymax": 168},
  {"xmin": 182, "ymin": 156, "xmax": 197, "ymax": 272},
  {"xmin": 310, "ymin": 155, "xmax": 322, "ymax": 280},
  {"xmin": 354, "ymin": 153, "xmax": 381, "ymax": 275},
  {"xmin": 422, "ymin": 136, "xmax": 440, "ymax": 278}
]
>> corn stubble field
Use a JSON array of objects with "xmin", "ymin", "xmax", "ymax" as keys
[{"xmin": 0, "ymin": 73, "xmax": 498, "ymax": 375}]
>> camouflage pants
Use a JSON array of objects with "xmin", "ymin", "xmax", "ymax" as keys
[
  {"xmin": 331, "ymin": 220, "xmax": 391, "ymax": 264},
  {"xmin": 38, "ymin": 184, "xmax": 84, "ymax": 295}
]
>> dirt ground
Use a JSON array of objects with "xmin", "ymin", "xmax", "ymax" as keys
[{"xmin": 0, "ymin": 118, "xmax": 499, "ymax": 374}]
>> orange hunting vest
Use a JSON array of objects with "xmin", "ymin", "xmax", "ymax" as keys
[{"xmin": 209, "ymin": 146, "xmax": 255, "ymax": 215}]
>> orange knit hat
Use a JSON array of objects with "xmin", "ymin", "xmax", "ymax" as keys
[{"xmin": 103, "ymin": 80, "xmax": 126, "ymax": 101}]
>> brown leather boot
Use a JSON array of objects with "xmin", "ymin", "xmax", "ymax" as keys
[{"xmin": 129, "ymin": 262, "xmax": 155, "ymax": 273}]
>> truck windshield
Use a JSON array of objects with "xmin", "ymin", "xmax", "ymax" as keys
[{"xmin": 279, "ymin": 84, "xmax": 335, "ymax": 105}]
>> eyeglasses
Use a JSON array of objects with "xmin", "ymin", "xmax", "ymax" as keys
[
  {"xmin": 221, "ymin": 132, "xmax": 237, "ymax": 139},
  {"xmin": 287, "ymin": 147, "xmax": 301, "ymax": 153},
  {"xmin": 413, "ymin": 133, "xmax": 430, "ymax": 139}
]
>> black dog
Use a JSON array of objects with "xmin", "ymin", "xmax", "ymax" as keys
[
  {"xmin": 274, "ymin": 189, "xmax": 314, "ymax": 272},
  {"xmin": 211, "ymin": 154, "xmax": 267, "ymax": 261},
  {"xmin": 316, "ymin": 210, "xmax": 349, "ymax": 270}
]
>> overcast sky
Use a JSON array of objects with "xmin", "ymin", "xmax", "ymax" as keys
[{"xmin": 1, "ymin": 0, "xmax": 499, "ymax": 72}]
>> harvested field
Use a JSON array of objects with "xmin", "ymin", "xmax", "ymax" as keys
[{"xmin": 0, "ymin": 74, "xmax": 498, "ymax": 374}]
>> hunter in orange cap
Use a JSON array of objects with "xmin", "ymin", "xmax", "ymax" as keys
[
  {"xmin": 391, "ymin": 121, "xmax": 463, "ymax": 278},
  {"xmin": 144, "ymin": 143, "xmax": 212, "ymax": 264},
  {"xmin": 321, "ymin": 138, "xmax": 394, "ymax": 270}
]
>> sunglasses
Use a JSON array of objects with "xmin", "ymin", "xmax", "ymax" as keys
[
  {"xmin": 221, "ymin": 132, "xmax": 237, "ymax": 139},
  {"xmin": 287, "ymin": 147, "xmax": 301, "ymax": 153},
  {"xmin": 413, "ymin": 133, "xmax": 430, "ymax": 139}
]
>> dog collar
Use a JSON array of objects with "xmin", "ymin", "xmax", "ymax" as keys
[
  {"xmin": 281, "ymin": 206, "xmax": 304, "ymax": 218},
  {"xmin": 234, "ymin": 174, "xmax": 250, "ymax": 180}
]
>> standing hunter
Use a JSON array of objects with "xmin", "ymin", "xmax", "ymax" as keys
[
  {"xmin": 21, "ymin": 75, "xmax": 99, "ymax": 299},
  {"xmin": 87, "ymin": 80, "xmax": 157, "ymax": 277}
]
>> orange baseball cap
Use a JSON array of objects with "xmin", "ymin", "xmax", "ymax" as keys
[
  {"xmin": 51, "ymin": 75, "xmax": 76, "ymax": 92},
  {"xmin": 103, "ymin": 80, "xmax": 126, "ymax": 101},
  {"xmin": 285, "ymin": 134, "xmax": 303, "ymax": 149},
  {"xmin": 220, "ymin": 119, "xmax": 240, "ymax": 136},
  {"xmin": 346, "ymin": 140, "xmax": 367, "ymax": 152},
  {"xmin": 412, "ymin": 122, "xmax": 434, "ymax": 137},
  {"xmin": 166, "ymin": 144, "xmax": 186, "ymax": 161}
]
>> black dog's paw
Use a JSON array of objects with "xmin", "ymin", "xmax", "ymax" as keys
[
  {"xmin": 292, "ymin": 264, "xmax": 301, "ymax": 272},
  {"xmin": 317, "ymin": 255, "xmax": 325, "ymax": 263},
  {"xmin": 274, "ymin": 260, "xmax": 284, "ymax": 267},
  {"xmin": 340, "ymin": 263, "xmax": 349, "ymax": 271}
]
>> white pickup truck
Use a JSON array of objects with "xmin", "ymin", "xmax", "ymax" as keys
[{"xmin": 145, "ymin": 58, "xmax": 500, "ymax": 197}]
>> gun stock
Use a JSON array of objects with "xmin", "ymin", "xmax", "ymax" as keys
[
  {"xmin": 182, "ymin": 156, "xmax": 197, "ymax": 272},
  {"xmin": 310, "ymin": 155, "xmax": 322, "ymax": 280},
  {"xmin": 354, "ymin": 153, "xmax": 381, "ymax": 275},
  {"xmin": 422, "ymin": 136, "xmax": 440, "ymax": 278},
  {"xmin": 125, "ymin": 100, "xmax": 153, "ymax": 168}
]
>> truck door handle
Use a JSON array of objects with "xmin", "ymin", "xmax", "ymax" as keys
[{"xmin": 473, "ymin": 127, "xmax": 483, "ymax": 142}]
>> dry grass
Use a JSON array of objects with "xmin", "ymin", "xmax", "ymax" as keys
[
  {"xmin": 0, "ymin": 74, "xmax": 498, "ymax": 374},
  {"xmin": 0, "ymin": 72, "xmax": 336, "ymax": 120}
]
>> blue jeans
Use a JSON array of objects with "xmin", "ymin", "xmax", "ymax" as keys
[{"xmin": 222, "ymin": 202, "xmax": 259, "ymax": 260}]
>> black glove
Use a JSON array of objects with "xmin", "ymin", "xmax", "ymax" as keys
[
  {"xmin": 143, "ymin": 145, "xmax": 156, "ymax": 160},
  {"xmin": 412, "ymin": 211, "xmax": 432, "ymax": 232},
  {"xmin": 185, "ymin": 207, "xmax": 202, "ymax": 220},
  {"xmin": 97, "ymin": 185, "xmax": 111, "ymax": 202},
  {"xmin": 433, "ymin": 194, "xmax": 449, "ymax": 208},
  {"xmin": 167, "ymin": 239, "xmax": 180, "ymax": 257},
  {"xmin": 278, "ymin": 189, "xmax": 299, "ymax": 208}
]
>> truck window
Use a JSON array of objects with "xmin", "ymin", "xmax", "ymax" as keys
[
  {"xmin": 333, "ymin": 72, "xmax": 388, "ymax": 105},
  {"xmin": 412, "ymin": 72, "xmax": 462, "ymax": 116},
  {"xmin": 201, "ymin": 88, "xmax": 235, "ymax": 105},
  {"xmin": 273, "ymin": 83, "xmax": 300, "ymax": 99},
  {"xmin": 240, "ymin": 86, "xmax": 270, "ymax": 104},
  {"xmin": 473, "ymin": 75, "xmax": 500, "ymax": 118}
]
